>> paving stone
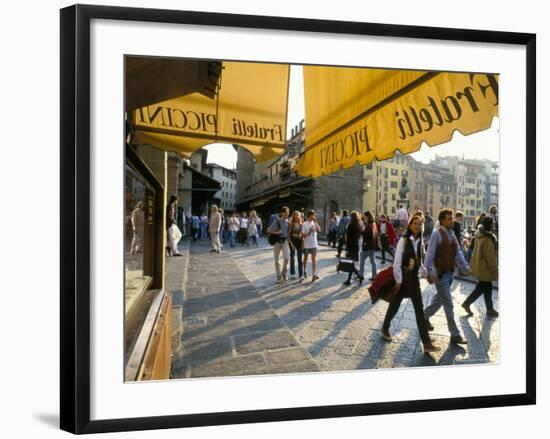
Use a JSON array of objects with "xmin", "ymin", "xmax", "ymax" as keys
[
  {"xmin": 265, "ymin": 348, "xmax": 314, "ymax": 365},
  {"xmin": 169, "ymin": 239, "xmax": 498, "ymax": 380}
]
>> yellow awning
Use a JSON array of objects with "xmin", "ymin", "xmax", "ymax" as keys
[
  {"xmin": 295, "ymin": 67, "xmax": 499, "ymax": 177},
  {"xmin": 130, "ymin": 61, "xmax": 290, "ymax": 163}
]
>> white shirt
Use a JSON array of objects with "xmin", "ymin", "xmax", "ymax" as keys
[
  {"xmin": 393, "ymin": 235, "xmax": 427, "ymax": 284},
  {"xmin": 240, "ymin": 217, "xmax": 248, "ymax": 228},
  {"xmin": 380, "ymin": 222, "xmax": 387, "ymax": 234},
  {"xmin": 228, "ymin": 217, "xmax": 239, "ymax": 232},
  {"xmin": 396, "ymin": 208, "xmax": 409, "ymax": 222},
  {"xmin": 302, "ymin": 220, "xmax": 319, "ymax": 249}
]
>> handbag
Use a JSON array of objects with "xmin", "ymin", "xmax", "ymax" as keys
[{"xmin": 336, "ymin": 257, "xmax": 356, "ymax": 273}]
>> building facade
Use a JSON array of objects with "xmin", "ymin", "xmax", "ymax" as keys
[{"xmin": 207, "ymin": 163, "xmax": 238, "ymax": 211}]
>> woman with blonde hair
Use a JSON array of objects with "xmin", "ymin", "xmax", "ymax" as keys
[
  {"xmin": 248, "ymin": 210, "xmax": 259, "ymax": 247},
  {"xmin": 288, "ymin": 210, "xmax": 304, "ymax": 281}
]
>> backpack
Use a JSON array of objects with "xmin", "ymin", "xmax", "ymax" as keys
[{"xmin": 267, "ymin": 218, "xmax": 282, "ymax": 245}]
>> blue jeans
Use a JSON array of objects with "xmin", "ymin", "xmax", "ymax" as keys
[
  {"xmin": 200, "ymin": 223, "xmax": 208, "ymax": 240},
  {"xmin": 424, "ymin": 271, "xmax": 460, "ymax": 337},
  {"xmin": 229, "ymin": 230, "xmax": 237, "ymax": 247},
  {"xmin": 289, "ymin": 238, "xmax": 303, "ymax": 277},
  {"xmin": 359, "ymin": 249, "xmax": 377, "ymax": 278}
]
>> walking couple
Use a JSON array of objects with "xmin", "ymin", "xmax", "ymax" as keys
[
  {"xmin": 381, "ymin": 209, "xmax": 474, "ymax": 354},
  {"xmin": 268, "ymin": 206, "xmax": 321, "ymax": 283}
]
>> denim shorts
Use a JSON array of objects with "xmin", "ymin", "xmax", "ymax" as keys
[{"xmin": 303, "ymin": 247, "xmax": 317, "ymax": 256}]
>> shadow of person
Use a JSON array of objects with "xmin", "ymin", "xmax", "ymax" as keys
[
  {"xmin": 437, "ymin": 342, "xmax": 467, "ymax": 365},
  {"xmin": 479, "ymin": 315, "xmax": 498, "ymax": 352}
]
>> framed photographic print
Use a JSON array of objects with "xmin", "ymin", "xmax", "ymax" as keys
[{"xmin": 60, "ymin": 4, "xmax": 536, "ymax": 434}]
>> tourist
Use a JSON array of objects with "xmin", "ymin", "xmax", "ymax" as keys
[
  {"xmin": 268, "ymin": 206, "xmax": 290, "ymax": 283},
  {"xmin": 288, "ymin": 211, "xmax": 304, "ymax": 281},
  {"xmin": 378, "ymin": 214, "xmax": 396, "ymax": 264},
  {"xmin": 336, "ymin": 209, "xmax": 351, "ymax": 258},
  {"xmin": 343, "ymin": 211, "xmax": 364, "ymax": 286},
  {"xmin": 462, "ymin": 216, "xmax": 499, "ymax": 318},
  {"xmin": 380, "ymin": 215, "xmax": 440, "ymax": 353},
  {"xmin": 359, "ymin": 211, "xmax": 378, "ymax": 281},
  {"xmin": 424, "ymin": 208, "xmax": 471, "ymax": 345},
  {"xmin": 302, "ymin": 210, "xmax": 321, "ymax": 282}
]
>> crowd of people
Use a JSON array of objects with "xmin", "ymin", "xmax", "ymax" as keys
[
  {"xmin": 266, "ymin": 204, "xmax": 499, "ymax": 354},
  {"xmin": 162, "ymin": 194, "xmax": 499, "ymax": 355}
]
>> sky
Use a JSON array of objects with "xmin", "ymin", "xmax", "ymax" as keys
[{"xmin": 205, "ymin": 65, "xmax": 499, "ymax": 169}]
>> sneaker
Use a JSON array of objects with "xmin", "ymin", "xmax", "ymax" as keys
[
  {"xmin": 282, "ymin": 273, "xmax": 288, "ymax": 281},
  {"xmin": 486, "ymin": 309, "xmax": 499, "ymax": 318},
  {"xmin": 312, "ymin": 274, "xmax": 320, "ymax": 282},
  {"xmin": 299, "ymin": 276, "xmax": 305, "ymax": 283},
  {"xmin": 276, "ymin": 276, "xmax": 283, "ymax": 284}
]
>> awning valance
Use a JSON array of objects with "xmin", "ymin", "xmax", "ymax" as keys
[
  {"xmin": 129, "ymin": 61, "xmax": 290, "ymax": 163},
  {"xmin": 295, "ymin": 67, "xmax": 499, "ymax": 177}
]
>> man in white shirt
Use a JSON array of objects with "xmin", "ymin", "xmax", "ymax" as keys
[
  {"xmin": 396, "ymin": 204, "xmax": 409, "ymax": 232},
  {"xmin": 302, "ymin": 210, "xmax": 321, "ymax": 281}
]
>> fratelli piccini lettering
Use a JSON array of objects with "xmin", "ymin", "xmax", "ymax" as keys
[{"xmin": 395, "ymin": 74, "xmax": 498, "ymax": 140}]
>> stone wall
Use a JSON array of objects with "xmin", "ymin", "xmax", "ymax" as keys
[{"xmin": 311, "ymin": 165, "xmax": 364, "ymax": 235}]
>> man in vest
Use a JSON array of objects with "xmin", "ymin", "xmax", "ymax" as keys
[{"xmin": 424, "ymin": 208, "xmax": 471, "ymax": 345}]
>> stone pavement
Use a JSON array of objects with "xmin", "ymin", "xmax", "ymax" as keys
[{"xmin": 170, "ymin": 237, "xmax": 499, "ymax": 379}]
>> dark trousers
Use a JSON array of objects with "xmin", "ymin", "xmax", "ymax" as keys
[
  {"xmin": 337, "ymin": 235, "xmax": 346, "ymax": 257},
  {"xmin": 382, "ymin": 280, "xmax": 430, "ymax": 344},
  {"xmin": 289, "ymin": 237, "xmax": 303, "ymax": 277},
  {"xmin": 328, "ymin": 230, "xmax": 337, "ymax": 248},
  {"xmin": 380, "ymin": 234, "xmax": 394, "ymax": 262},
  {"xmin": 345, "ymin": 266, "xmax": 361, "ymax": 283},
  {"xmin": 191, "ymin": 227, "xmax": 199, "ymax": 241},
  {"xmin": 463, "ymin": 280, "xmax": 495, "ymax": 311},
  {"xmin": 239, "ymin": 228, "xmax": 248, "ymax": 245}
]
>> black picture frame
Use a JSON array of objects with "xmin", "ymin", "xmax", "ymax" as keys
[{"xmin": 60, "ymin": 4, "xmax": 536, "ymax": 434}]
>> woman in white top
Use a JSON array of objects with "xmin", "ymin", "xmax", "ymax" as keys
[
  {"xmin": 247, "ymin": 212, "xmax": 259, "ymax": 247},
  {"xmin": 302, "ymin": 210, "xmax": 321, "ymax": 281},
  {"xmin": 380, "ymin": 215, "xmax": 440, "ymax": 353},
  {"xmin": 239, "ymin": 212, "xmax": 249, "ymax": 246},
  {"xmin": 227, "ymin": 213, "xmax": 240, "ymax": 247}
]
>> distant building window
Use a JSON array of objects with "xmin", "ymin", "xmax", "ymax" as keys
[
  {"xmin": 391, "ymin": 169, "xmax": 398, "ymax": 176},
  {"xmin": 390, "ymin": 181, "xmax": 398, "ymax": 189}
]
